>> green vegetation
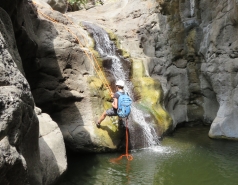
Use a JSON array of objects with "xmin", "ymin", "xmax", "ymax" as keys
[
  {"xmin": 106, "ymin": 30, "xmax": 131, "ymax": 58},
  {"xmin": 67, "ymin": 0, "xmax": 104, "ymax": 11},
  {"xmin": 68, "ymin": 0, "xmax": 88, "ymax": 6},
  {"xmin": 67, "ymin": 0, "xmax": 88, "ymax": 11}
]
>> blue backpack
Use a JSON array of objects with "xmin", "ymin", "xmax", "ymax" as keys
[{"xmin": 117, "ymin": 92, "xmax": 132, "ymax": 118}]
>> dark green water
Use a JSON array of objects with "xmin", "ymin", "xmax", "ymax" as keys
[{"xmin": 57, "ymin": 126, "xmax": 238, "ymax": 185}]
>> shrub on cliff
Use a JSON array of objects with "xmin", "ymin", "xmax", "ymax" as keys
[{"xmin": 67, "ymin": 0, "xmax": 104, "ymax": 11}]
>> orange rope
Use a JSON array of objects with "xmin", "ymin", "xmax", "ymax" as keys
[
  {"xmin": 110, "ymin": 119, "xmax": 133, "ymax": 162},
  {"xmin": 91, "ymin": 53, "xmax": 113, "ymax": 94},
  {"xmin": 31, "ymin": 1, "xmax": 113, "ymax": 94}
]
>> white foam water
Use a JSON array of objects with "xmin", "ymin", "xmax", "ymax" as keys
[
  {"xmin": 190, "ymin": 0, "xmax": 195, "ymax": 17},
  {"xmin": 131, "ymin": 105, "xmax": 159, "ymax": 147}
]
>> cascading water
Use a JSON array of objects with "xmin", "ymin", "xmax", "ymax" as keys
[
  {"xmin": 83, "ymin": 21, "xmax": 159, "ymax": 148},
  {"xmin": 190, "ymin": 0, "xmax": 195, "ymax": 17}
]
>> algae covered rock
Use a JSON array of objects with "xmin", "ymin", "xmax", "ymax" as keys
[
  {"xmin": 87, "ymin": 77, "xmax": 125, "ymax": 152},
  {"xmin": 132, "ymin": 59, "xmax": 173, "ymax": 135}
]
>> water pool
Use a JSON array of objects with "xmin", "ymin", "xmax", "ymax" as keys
[{"xmin": 57, "ymin": 126, "xmax": 238, "ymax": 185}]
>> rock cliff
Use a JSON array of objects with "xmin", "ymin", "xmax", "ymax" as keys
[
  {"xmin": 1, "ymin": 0, "xmax": 238, "ymax": 183},
  {"xmin": 27, "ymin": 0, "xmax": 172, "ymax": 153},
  {"xmin": 70, "ymin": 0, "xmax": 238, "ymax": 139},
  {"xmin": 0, "ymin": 5, "xmax": 41, "ymax": 184},
  {"xmin": 0, "ymin": 0, "xmax": 67, "ymax": 184}
]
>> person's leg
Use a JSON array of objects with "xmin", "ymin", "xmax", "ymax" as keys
[
  {"xmin": 96, "ymin": 108, "xmax": 117, "ymax": 128},
  {"xmin": 98, "ymin": 110, "xmax": 107, "ymax": 124}
]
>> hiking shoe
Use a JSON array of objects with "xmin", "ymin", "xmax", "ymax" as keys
[
  {"xmin": 95, "ymin": 118, "xmax": 100, "ymax": 128},
  {"xmin": 96, "ymin": 122, "xmax": 101, "ymax": 128}
]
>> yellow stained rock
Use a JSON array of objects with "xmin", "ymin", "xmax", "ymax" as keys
[{"xmin": 132, "ymin": 58, "xmax": 172, "ymax": 134}]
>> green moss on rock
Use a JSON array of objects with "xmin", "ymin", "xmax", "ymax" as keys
[
  {"xmin": 87, "ymin": 76, "xmax": 122, "ymax": 149},
  {"xmin": 131, "ymin": 58, "xmax": 172, "ymax": 134},
  {"xmin": 106, "ymin": 29, "xmax": 120, "ymax": 48},
  {"xmin": 119, "ymin": 49, "xmax": 130, "ymax": 58},
  {"xmin": 106, "ymin": 29, "xmax": 130, "ymax": 58},
  {"xmin": 131, "ymin": 59, "xmax": 146, "ymax": 78}
]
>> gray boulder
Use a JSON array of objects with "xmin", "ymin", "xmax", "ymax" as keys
[{"xmin": 37, "ymin": 108, "xmax": 67, "ymax": 185}]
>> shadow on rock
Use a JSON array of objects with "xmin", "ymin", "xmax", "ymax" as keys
[
  {"xmin": 20, "ymin": 2, "xmax": 94, "ymax": 153},
  {"xmin": 39, "ymin": 138, "xmax": 61, "ymax": 185}
]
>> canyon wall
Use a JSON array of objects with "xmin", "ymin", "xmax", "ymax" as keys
[
  {"xmin": 1, "ymin": 0, "xmax": 238, "ymax": 183},
  {"xmin": 0, "ymin": 0, "xmax": 67, "ymax": 184},
  {"xmin": 23, "ymin": 0, "xmax": 171, "ymax": 153},
  {"xmin": 69, "ymin": 0, "xmax": 238, "ymax": 139},
  {"xmin": 159, "ymin": 0, "xmax": 238, "ymax": 139}
]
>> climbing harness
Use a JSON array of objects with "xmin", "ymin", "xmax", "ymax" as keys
[
  {"xmin": 110, "ymin": 118, "xmax": 133, "ymax": 162},
  {"xmin": 31, "ymin": 1, "xmax": 113, "ymax": 94}
]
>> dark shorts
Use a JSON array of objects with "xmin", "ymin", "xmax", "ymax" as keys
[{"xmin": 106, "ymin": 108, "xmax": 118, "ymax": 116}]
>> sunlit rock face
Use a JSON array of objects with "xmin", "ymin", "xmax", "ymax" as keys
[
  {"xmin": 68, "ymin": 0, "xmax": 238, "ymax": 139},
  {"xmin": 18, "ymin": 0, "xmax": 170, "ymax": 153},
  {"xmin": 40, "ymin": 0, "xmax": 68, "ymax": 13}
]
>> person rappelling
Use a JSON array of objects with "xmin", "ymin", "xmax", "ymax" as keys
[{"xmin": 96, "ymin": 80, "xmax": 132, "ymax": 128}]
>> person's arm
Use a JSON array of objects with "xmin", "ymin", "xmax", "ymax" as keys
[{"xmin": 112, "ymin": 98, "xmax": 118, "ymax": 109}]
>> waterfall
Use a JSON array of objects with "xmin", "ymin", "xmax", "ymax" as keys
[
  {"xmin": 190, "ymin": 0, "xmax": 195, "ymax": 17},
  {"xmin": 130, "ymin": 105, "xmax": 159, "ymax": 147},
  {"xmin": 83, "ymin": 21, "xmax": 159, "ymax": 148}
]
